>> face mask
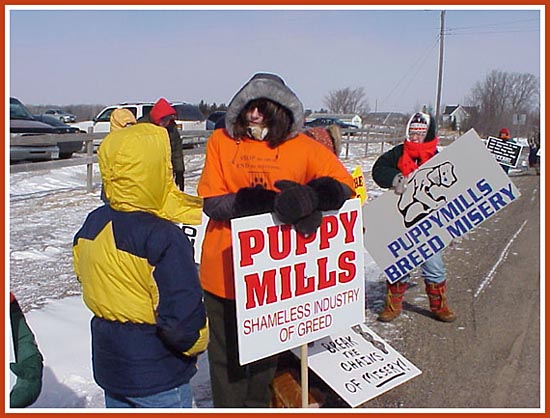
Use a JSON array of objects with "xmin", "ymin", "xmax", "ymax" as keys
[{"xmin": 247, "ymin": 125, "xmax": 269, "ymax": 140}]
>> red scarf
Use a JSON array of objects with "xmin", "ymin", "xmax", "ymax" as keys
[{"xmin": 397, "ymin": 137, "xmax": 438, "ymax": 176}]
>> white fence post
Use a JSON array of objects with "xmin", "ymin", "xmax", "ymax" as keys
[{"xmin": 86, "ymin": 127, "xmax": 94, "ymax": 193}]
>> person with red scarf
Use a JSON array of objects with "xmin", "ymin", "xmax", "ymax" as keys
[{"xmin": 371, "ymin": 112, "xmax": 456, "ymax": 323}]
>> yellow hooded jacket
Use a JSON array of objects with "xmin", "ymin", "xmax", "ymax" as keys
[
  {"xmin": 72, "ymin": 123, "xmax": 207, "ymax": 397},
  {"xmin": 99, "ymin": 123, "xmax": 202, "ymax": 224}
]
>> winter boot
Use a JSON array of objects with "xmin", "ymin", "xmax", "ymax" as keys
[
  {"xmin": 425, "ymin": 281, "xmax": 457, "ymax": 322},
  {"xmin": 377, "ymin": 282, "xmax": 408, "ymax": 322}
]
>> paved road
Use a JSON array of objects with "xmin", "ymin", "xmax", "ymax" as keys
[{"xmin": 364, "ymin": 171, "xmax": 541, "ymax": 409}]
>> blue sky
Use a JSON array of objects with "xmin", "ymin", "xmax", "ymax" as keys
[{"xmin": 8, "ymin": 6, "xmax": 542, "ymax": 114}]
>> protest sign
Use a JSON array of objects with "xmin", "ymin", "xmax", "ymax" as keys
[
  {"xmin": 363, "ymin": 129, "xmax": 521, "ymax": 283},
  {"xmin": 485, "ymin": 136, "xmax": 523, "ymax": 168},
  {"xmin": 292, "ymin": 323, "xmax": 421, "ymax": 407},
  {"xmin": 231, "ymin": 199, "xmax": 365, "ymax": 365},
  {"xmin": 352, "ymin": 165, "xmax": 367, "ymax": 205},
  {"xmin": 181, "ymin": 212, "xmax": 208, "ymax": 264}
]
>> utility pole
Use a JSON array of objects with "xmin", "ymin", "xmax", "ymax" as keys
[{"xmin": 435, "ymin": 10, "xmax": 446, "ymax": 126}]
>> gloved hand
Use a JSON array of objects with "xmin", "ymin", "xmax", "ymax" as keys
[
  {"xmin": 307, "ymin": 177, "xmax": 349, "ymax": 211},
  {"xmin": 182, "ymin": 320, "xmax": 209, "ymax": 357},
  {"xmin": 174, "ymin": 170, "xmax": 185, "ymax": 191},
  {"xmin": 233, "ymin": 186, "xmax": 277, "ymax": 218},
  {"xmin": 391, "ymin": 173, "xmax": 407, "ymax": 195},
  {"xmin": 274, "ymin": 180, "xmax": 319, "ymax": 224},
  {"xmin": 295, "ymin": 210, "xmax": 323, "ymax": 237}
]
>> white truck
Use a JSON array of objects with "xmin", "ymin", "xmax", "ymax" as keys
[{"xmin": 73, "ymin": 101, "xmax": 206, "ymax": 134}]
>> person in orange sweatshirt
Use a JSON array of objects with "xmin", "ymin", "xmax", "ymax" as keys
[{"xmin": 197, "ymin": 72, "xmax": 355, "ymax": 407}]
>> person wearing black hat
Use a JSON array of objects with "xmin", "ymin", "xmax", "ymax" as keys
[{"xmin": 371, "ymin": 111, "xmax": 456, "ymax": 323}]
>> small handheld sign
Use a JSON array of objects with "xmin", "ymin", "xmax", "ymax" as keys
[{"xmin": 485, "ymin": 136, "xmax": 523, "ymax": 168}]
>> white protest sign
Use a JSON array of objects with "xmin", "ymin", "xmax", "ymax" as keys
[
  {"xmin": 180, "ymin": 212, "xmax": 208, "ymax": 264},
  {"xmin": 485, "ymin": 136, "xmax": 523, "ymax": 168},
  {"xmin": 231, "ymin": 199, "xmax": 365, "ymax": 365},
  {"xmin": 363, "ymin": 129, "xmax": 521, "ymax": 283},
  {"xmin": 292, "ymin": 323, "xmax": 421, "ymax": 407}
]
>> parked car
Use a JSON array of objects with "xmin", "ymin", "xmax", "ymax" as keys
[
  {"xmin": 10, "ymin": 97, "xmax": 59, "ymax": 162},
  {"xmin": 42, "ymin": 108, "xmax": 76, "ymax": 123},
  {"xmin": 10, "ymin": 97, "xmax": 81, "ymax": 162},
  {"xmin": 172, "ymin": 102, "xmax": 207, "ymax": 131},
  {"xmin": 206, "ymin": 111, "xmax": 226, "ymax": 130},
  {"xmin": 73, "ymin": 101, "xmax": 206, "ymax": 134},
  {"xmin": 305, "ymin": 117, "xmax": 360, "ymax": 130},
  {"xmin": 33, "ymin": 114, "xmax": 84, "ymax": 158}
]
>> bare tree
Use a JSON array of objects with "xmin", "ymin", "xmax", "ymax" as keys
[
  {"xmin": 467, "ymin": 70, "xmax": 539, "ymax": 137},
  {"xmin": 507, "ymin": 72, "xmax": 539, "ymax": 113},
  {"xmin": 323, "ymin": 87, "xmax": 370, "ymax": 116}
]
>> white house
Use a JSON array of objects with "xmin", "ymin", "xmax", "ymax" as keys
[{"xmin": 442, "ymin": 105, "xmax": 476, "ymax": 131}]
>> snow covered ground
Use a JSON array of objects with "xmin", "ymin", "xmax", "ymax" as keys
[{"xmin": 7, "ymin": 141, "xmax": 529, "ymax": 409}]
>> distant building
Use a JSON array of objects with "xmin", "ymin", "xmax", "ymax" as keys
[
  {"xmin": 306, "ymin": 113, "xmax": 363, "ymax": 128},
  {"xmin": 442, "ymin": 105, "xmax": 477, "ymax": 131}
]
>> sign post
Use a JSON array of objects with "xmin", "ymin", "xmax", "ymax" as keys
[{"xmin": 301, "ymin": 344, "xmax": 308, "ymax": 408}]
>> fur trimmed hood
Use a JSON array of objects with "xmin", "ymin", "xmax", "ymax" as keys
[{"xmin": 225, "ymin": 72, "xmax": 304, "ymax": 141}]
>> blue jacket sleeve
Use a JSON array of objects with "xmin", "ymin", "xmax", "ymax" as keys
[{"xmin": 146, "ymin": 224, "xmax": 207, "ymax": 353}]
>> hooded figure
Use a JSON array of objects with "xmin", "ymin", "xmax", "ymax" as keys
[
  {"xmin": 371, "ymin": 111, "xmax": 456, "ymax": 324},
  {"xmin": 149, "ymin": 98, "xmax": 176, "ymax": 125},
  {"xmin": 197, "ymin": 72, "xmax": 355, "ymax": 408},
  {"xmin": 224, "ymin": 72, "xmax": 304, "ymax": 144},
  {"xmin": 139, "ymin": 98, "xmax": 185, "ymax": 191},
  {"xmin": 73, "ymin": 123, "xmax": 207, "ymax": 408},
  {"xmin": 109, "ymin": 108, "xmax": 137, "ymax": 132},
  {"xmin": 99, "ymin": 123, "xmax": 201, "ymax": 224}
]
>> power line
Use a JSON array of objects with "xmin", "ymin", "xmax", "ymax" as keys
[
  {"xmin": 379, "ymin": 36, "xmax": 439, "ymax": 109},
  {"xmin": 445, "ymin": 17, "xmax": 539, "ymax": 31},
  {"xmin": 445, "ymin": 28, "xmax": 539, "ymax": 36}
]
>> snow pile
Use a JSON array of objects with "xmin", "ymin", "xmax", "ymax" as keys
[{"xmin": 8, "ymin": 143, "xmax": 393, "ymax": 409}]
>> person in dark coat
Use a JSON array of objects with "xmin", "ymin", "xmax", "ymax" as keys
[
  {"xmin": 528, "ymin": 127, "xmax": 540, "ymax": 175},
  {"xmin": 497, "ymin": 127, "xmax": 515, "ymax": 174},
  {"xmin": 139, "ymin": 98, "xmax": 185, "ymax": 190},
  {"xmin": 9, "ymin": 292, "xmax": 44, "ymax": 408},
  {"xmin": 371, "ymin": 111, "xmax": 456, "ymax": 323}
]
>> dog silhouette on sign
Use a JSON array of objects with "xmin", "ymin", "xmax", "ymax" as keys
[{"xmin": 398, "ymin": 161, "xmax": 457, "ymax": 227}]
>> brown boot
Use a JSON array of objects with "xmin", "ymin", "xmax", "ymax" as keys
[
  {"xmin": 377, "ymin": 282, "xmax": 408, "ymax": 322},
  {"xmin": 425, "ymin": 281, "xmax": 457, "ymax": 322}
]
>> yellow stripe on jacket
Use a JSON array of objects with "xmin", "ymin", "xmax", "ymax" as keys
[{"xmin": 73, "ymin": 222, "xmax": 158, "ymax": 324}]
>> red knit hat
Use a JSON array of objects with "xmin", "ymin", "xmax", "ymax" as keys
[
  {"xmin": 499, "ymin": 127, "xmax": 510, "ymax": 137},
  {"xmin": 150, "ymin": 98, "xmax": 176, "ymax": 125}
]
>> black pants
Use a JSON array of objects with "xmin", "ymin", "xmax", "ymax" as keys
[{"xmin": 204, "ymin": 291, "xmax": 278, "ymax": 408}]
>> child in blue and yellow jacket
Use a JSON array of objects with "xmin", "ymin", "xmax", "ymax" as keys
[{"xmin": 73, "ymin": 122, "xmax": 207, "ymax": 408}]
